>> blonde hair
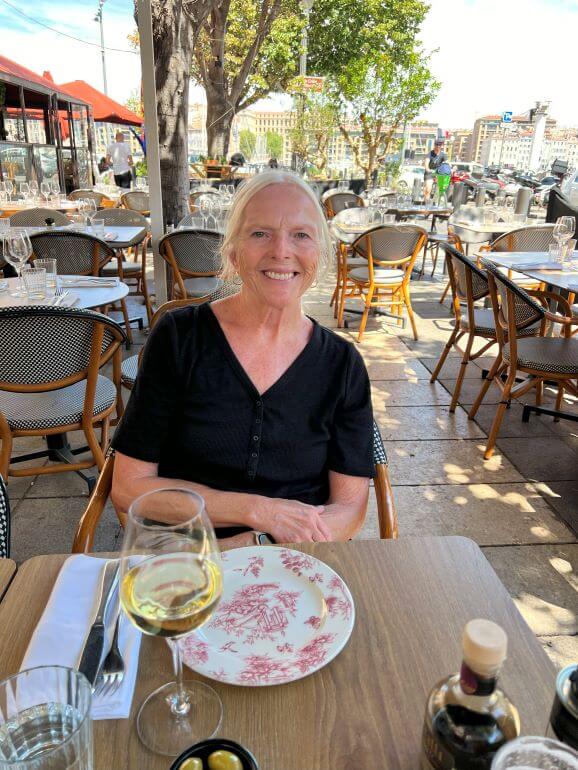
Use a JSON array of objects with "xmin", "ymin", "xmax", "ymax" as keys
[{"xmin": 220, "ymin": 171, "xmax": 333, "ymax": 281}]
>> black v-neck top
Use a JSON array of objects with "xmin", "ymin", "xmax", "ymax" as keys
[{"xmin": 113, "ymin": 304, "xmax": 373, "ymax": 518}]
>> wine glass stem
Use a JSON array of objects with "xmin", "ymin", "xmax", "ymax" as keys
[{"xmin": 170, "ymin": 639, "xmax": 191, "ymax": 717}]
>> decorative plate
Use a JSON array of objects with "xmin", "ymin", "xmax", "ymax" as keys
[{"xmin": 181, "ymin": 546, "xmax": 355, "ymax": 687}]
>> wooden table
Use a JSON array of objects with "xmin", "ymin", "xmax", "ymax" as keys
[
  {"xmin": 0, "ymin": 558, "xmax": 16, "ymax": 601},
  {"xmin": 0, "ymin": 537, "xmax": 555, "ymax": 769}
]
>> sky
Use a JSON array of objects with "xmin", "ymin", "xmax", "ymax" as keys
[{"xmin": 1, "ymin": 0, "xmax": 578, "ymax": 130}]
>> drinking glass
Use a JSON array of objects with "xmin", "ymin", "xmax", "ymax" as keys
[
  {"xmin": 91, "ymin": 218, "xmax": 105, "ymax": 238},
  {"xmin": 40, "ymin": 181, "xmax": 51, "ymax": 202},
  {"xmin": 34, "ymin": 258, "xmax": 57, "ymax": 290},
  {"xmin": 491, "ymin": 736, "xmax": 578, "ymax": 769},
  {"xmin": 50, "ymin": 179, "xmax": 60, "ymax": 199},
  {"xmin": 4, "ymin": 180, "xmax": 13, "ymax": 202},
  {"xmin": 0, "ymin": 665, "xmax": 93, "ymax": 770},
  {"xmin": 227, "ymin": 184, "xmax": 235, "ymax": 197},
  {"xmin": 198, "ymin": 195, "xmax": 213, "ymax": 229},
  {"xmin": 120, "ymin": 488, "xmax": 223, "ymax": 756},
  {"xmin": 22, "ymin": 267, "xmax": 47, "ymax": 300},
  {"xmin": 19, "ymin": 182, "xmax": 30, "ymax": 201},
  {"xmin": 5, "ymin": 230, "xmax": 32, "ymax": 297},
  {"xmin": 29, "ymin": 180, "xmax": 39, "ymax": 199},
  {"xmin": 548, "ymin": 243, "xmax": 562, "ymax": 264},
  {"xmin": 553, "ymin": 216, "xmax": 576, "ymax": 257}
]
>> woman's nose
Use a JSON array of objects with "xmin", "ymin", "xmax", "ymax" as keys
[{"xmin": 270, "ymin": 232, "xmax": 293, "ymax": 258}]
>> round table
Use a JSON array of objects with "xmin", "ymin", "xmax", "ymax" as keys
[{"xmin": 0, "ymin": 276, "xmax": 129, "ymax": 310}]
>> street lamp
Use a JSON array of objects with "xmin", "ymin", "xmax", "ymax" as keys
[
  {"xmin": 94, "ymin": 0, "xmax": 108, "ymax": 95},
  {"xmin": 299, "ymin": 0, "xmax": 314, "ymax": 77}
]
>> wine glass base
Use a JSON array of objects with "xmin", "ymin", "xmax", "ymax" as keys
[{"xmin": 136, "ymin": 679, "xmax": 223, "ymax": 757}]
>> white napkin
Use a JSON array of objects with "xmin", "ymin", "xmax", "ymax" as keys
[
  {"xmin": 61, "ymin": 278, "xmax": 118, "ymax": 288},
  {"xmin": 21, "ymin": 555, "xmax": 141, "ymax": 720},
  {"xmin": 104, "ymin": 232, "xmax": 118, "ymax": 241},
  {"xmin": 513, "ymin": 261, "xmax": 562, "ymax": 270}
]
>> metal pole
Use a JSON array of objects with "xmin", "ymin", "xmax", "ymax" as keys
[
  {"xmin": 137, "ymin": 0, "xmax": 167, "ymax": 303},
  {"xmin": 94, "ymin": 1, "xmax": 108, "ymax": 96},
  {"xmin": 299, "ymin": 7, "xmax": 309, "ymax": 76}
]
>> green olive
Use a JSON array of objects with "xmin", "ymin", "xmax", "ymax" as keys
[
  {"xmin": 178, "ymin": 758, "xmax": 203, "ymax": 770},
  {"xmin": 207, "ymin": 749, "xmax": 243, "ymax": 770}
]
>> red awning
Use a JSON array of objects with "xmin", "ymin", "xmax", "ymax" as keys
[
  {"xmin": 0, "ymin": 55, "xmax": 86, "ymax": 103},
  {"xmin": 59, "ymin": 80, "xmax": 143, "ymax": 126}
]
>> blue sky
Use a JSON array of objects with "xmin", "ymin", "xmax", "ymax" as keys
[{"xmin": 1, "ymin": 0, "xmax": 577, "ymax": 129}]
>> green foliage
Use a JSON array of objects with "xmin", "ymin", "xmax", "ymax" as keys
[
  {"xmin": 289, "ymin": 88, "xmax": 339, "ymax": 176},
  {"xmin": 134, "ymin": 159, "xmax": 148, "ymax": 177},
  {"xmin": 124, "ymin": 88, "xmax": 143, "ymax": 118},
  {"xmin": 239, "ymin": 129, "xmax": 257, "ymax": 159},
  {"xmin": 265, "ymin": 131, "xmax": 284, "ymax": 159}
]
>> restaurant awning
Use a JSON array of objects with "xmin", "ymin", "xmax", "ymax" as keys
[
  {"xmin": 58, "ymin": 80, "xmax": 143, "ymax": 127},
  {"xmin": 0, "ymin": 56, "xmax": 89, "ymax": 105}
]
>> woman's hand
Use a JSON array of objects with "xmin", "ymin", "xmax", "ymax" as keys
[{"xmin": 252, "ymin": 497, "xmax": 332, "ymax": 543}]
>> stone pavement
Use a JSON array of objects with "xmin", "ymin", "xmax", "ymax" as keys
[{"xmin": 4, "ymin": 259, "xmax": 578, "ymax": 671}]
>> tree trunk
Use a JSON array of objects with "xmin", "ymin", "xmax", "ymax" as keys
[
  {"xmin": 206, "ymin": 93, "xmax": 234, "ymax": 159},
  {"xmin": 204, "ymin": 1, "xmax": 234, "ymax": 159},
  {"xmin": 148, "ymin": 0, "xmax": 214, "ymax": 226}
]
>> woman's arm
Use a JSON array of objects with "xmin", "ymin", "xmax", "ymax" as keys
[
  {"xmin": 321, "ymin": 470, "xmax": 370, "ymax": 541},
  {"xmin": 111, "ymin": 452, "xmax": 332, "ymax": 543}
]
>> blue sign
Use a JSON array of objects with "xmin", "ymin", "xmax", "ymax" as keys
[{"xmin": 502, "ymin": 111, "xmax": 513, "ymax": 123}]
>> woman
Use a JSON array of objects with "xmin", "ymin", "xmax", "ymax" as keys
[{"xmin": 111, "ymin": 171, "xmax": 374, "ymax": 547}]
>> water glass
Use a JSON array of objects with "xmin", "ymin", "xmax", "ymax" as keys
[
  {"xmin": 382, "ymin": 213, "xmax": 396, "ymax": 225},
  {"xmin": 491, "ymin": 736, "xmax": 578, "ymax": 769},
  {"xmin": 564, "ymin": 238, "xmax": 576, "ymax": 261},
  {"xmin": 91, "ymin": 219, "xmax": 105, "ymax": 238},
  {"xmin": 549, "ymin": 243, "xmax": 562, "ymax": 264},
  {"xmin": 0, "ymin": 666, "xmax": 93, "ymax": 770},
  {"xmin": 34, "ymin": 259, "xmax": 57, "ymax": 289},
  {"xmin": 22, "ymin": 267, "xmax": 47, "ymax": 300}
]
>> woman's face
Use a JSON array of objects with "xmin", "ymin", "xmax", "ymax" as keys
[{"xmin": 232, "ymin": 184, "xmax": 321, "ymax": 310}]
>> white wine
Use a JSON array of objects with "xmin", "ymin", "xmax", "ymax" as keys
[{"xmin": 121, "ymin": 553, "xmax": 222, "ymax": 638}]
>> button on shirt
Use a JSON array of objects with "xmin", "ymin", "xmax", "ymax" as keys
[{"xmin": 113, "ymin": 304, "xmax": 374, "ymax": 514}]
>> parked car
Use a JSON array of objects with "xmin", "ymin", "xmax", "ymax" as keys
[{"xmin": 561, "ymin": 169, "xmax": 578, "ymax": 206}]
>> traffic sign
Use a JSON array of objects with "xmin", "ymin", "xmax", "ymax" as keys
[{"xmin": 502, "ymin": 111, "xmax": 513, "ymax": 123}]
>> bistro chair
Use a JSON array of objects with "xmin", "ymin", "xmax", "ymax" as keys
[
  {"xmin": 469, "ymin": 260, "xmax": 578, "ymax": 459},
  {"xmin": 159, "ymin": 228, "xmax": 223, "ymax": 300},
  {"xmin": 72, "ymin": 420, "xmax": 398, "ymax": 553},
  {"xmin": 341, "ymin": 224, "xmax": 427, "ymax": 341},
  {"xmin": 0, "ymin": 473, "xmax": 10, "ymax": 558},
  {"xmin": 323, "ymin": 192, "xmax": 365, "ymax": 219},
  {"xmin": 120, "ymin": 191, "xmax": 150, "ymax": 216},
  {"xmin": 0, "ymin": 306, "xmax": 125, "ymax": 483},
  {"xmin": 479, "ymin": 225, "xmax": 555, "ymax": 289},
  {"xmin": 95, "ymin": 209, "xmax": 153, "ymax": 325},
  {"xmin": 68, "ymin": 189, "xmax": 111, "ymax": 208},
  {"xmin": 10, "ymin": 208, "xmax": 69, "ymax": 227}
]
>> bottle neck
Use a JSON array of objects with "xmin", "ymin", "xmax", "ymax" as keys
[{"xmin": 459, "ymin": 661, "xmax": 499, "ymax": 697}]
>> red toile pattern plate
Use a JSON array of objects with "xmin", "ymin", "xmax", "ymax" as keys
[{"xmin": 181, "ymin": 546, "xmax": 355, "ymax": 686}]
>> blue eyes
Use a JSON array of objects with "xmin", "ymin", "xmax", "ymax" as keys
[{"xmin": 250, "ymin": 231, "xmax": 311, "ymax": 240}]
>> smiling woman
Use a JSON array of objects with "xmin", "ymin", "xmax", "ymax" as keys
[{"xmin": 111, "ymin": 171, "xmax": 374, "ymax": 548}]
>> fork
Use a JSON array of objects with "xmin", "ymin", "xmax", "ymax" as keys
[
  {"xmin": 94, "ymin": 614, "xmax": 125, "ymax": 698},
  {"xmin": 51, "ymin": 287, "xmax": 68, "ymax": 306}
]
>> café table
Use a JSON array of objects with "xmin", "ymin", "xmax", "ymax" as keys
[
  {"xmin": 0, "ymin": 276, "xmax": 129, "ymax": 310},
  {"xmin": 0, "ymin": 200, "xmax": 79, "ymax": 218},
  {"xmin": 20, "ymin": 224, "xmax": 148, "ymax": 251},
  {"xmin": 0, "ymin": 558, "xmax": 16, "ymax": 602},
  {"xmin": 478, "ymin": 250, "xmax": 578, "ymax": 295},
  {"xmin": 0, "ymin": 537, "xmax": 555, "ymax": 769}
]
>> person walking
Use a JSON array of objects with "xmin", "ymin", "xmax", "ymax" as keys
[
  {"xmin": 106, "ymin": 131, "xmax": 133, "ymax": 189},
  {"xmin": 429, "ymin": 140, "xmax": 452, "ymax": 202}
]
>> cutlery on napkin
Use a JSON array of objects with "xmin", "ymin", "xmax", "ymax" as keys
[
  {"xmin": 60, "ymin": 278, "xmax": 119, "ymax": 288},
  {"xmin": 20, "ymin": 555, "xmax": 141, "ymax": 720},
  {"xmin": 77, "ymin": 560, "xmax": 119, "ymax": 686}
]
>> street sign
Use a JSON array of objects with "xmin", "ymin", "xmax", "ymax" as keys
[
  {"xmin": 502, "ymin": 111, "xmax": 513, "ymax": 123},
  {"xmin": 302, "ymin": 76, "xmax": 325, "ymax": 92}
]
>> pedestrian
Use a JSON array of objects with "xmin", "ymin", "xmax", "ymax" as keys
[
  {"xmin": 106, "ymin": 131, "xmax": 133, "ymax": 189},
  {"xmin": 268, "ymin": 157, "xmax": 279, "ymax": 169},
  {"xmin": 429, "ymin": 140, "xmax": 452, "ymax": 202}
]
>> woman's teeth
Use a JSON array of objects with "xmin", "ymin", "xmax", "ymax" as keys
[{"xmin": 263, "ymin": 271, "xmax": 295, "ymax": 281}]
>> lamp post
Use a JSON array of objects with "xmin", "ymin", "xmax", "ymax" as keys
[
  {"xmin": 293, "ymin": 0, "xmax": 314, "ymax": 173},
  {"xmin": 94, "ymin": 0, "xmax": 108, "ymax": 95}
]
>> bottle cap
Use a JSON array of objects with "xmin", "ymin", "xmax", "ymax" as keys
[{"xmin": 462, "ymin": 619, "xmax": 507, "ymax": 677}]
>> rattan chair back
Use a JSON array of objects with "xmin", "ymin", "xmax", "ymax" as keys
[
  {"xmin": 0, "ymin": 306, "xmax": 125, "ymax": 391},
  {"xmin": 352, "ymin": 224, "xmax": 427, "ymax": 269},
  {"xmin": 0, "ymin": 473, "xmax": 9, "ymax": 557},
  {"xmin": 372, "ymin": 421, "xmax": 397, "ymax": 539},
  {"xmin": 490, "ymin": 225, "xmax": 555, "ymax": 252},
  {"xmin": 10, "ymin": 208, "xmax": 69, "ymax": 227},
  {"xmin": 442, "ymin": 243, "xmax": 488, "ymax": 304},
  {"xmin": 120, "ymin": 191, "xmax": 150, "ymax": 214},
  {"xmin": 30, "ymin": 231, "xmax": 115, "ymax": 275},
  {"xmin": 91, "ymin": 208, "xmax": 148, "ymax": 228},
  {"xmin": 323, "ymin": 192, "xmax": 364, "ymax": 218},
  {"xmin": 68, "ymin": 190, "xmax": 108, "ymax": 207},
  {"xmin": 159, "ymin": 229, "xmax": 222, "ymax": 276}
]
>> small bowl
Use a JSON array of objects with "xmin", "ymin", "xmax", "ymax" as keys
[{"xmin": 170, "ymin": 738, "xmax": 259, "ymax": 770}]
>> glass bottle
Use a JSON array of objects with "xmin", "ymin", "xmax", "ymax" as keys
[
  {"xmin": 421, "ymin": 618, "xmax": 520, "ymax": 770},
  {"xmin": 548, "ymin": 664, "xmax": 578, "ymax": 751}
]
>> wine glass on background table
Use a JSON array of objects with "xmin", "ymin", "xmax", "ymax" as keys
[
  {"xmin": 553, "ymin": 216, "xmax": 576, "ymax": 261},
  {"xmin": 5, "ymin": 230, "xmax": 32, "ymax": 297},
  {"xmin": 50, "ymin": 178, "xmax": 61, "ymax": 201},
  {"xmin": 29, "ymin": 179, "xmax": 39, "ymax": 199},
  {"xmin": 19, "ymin": 182, "xmax": 30, "ymax": 202},
  {"xmin": 4, "ymin": 179, "xmax": 13, "ymax": 202},
  {"xmin": 119, "ymin": 488, "xmax": 223, "ymax": 757},
  {"xmin": 40, "ymin": 180, "xmax": 51, "ymax": 202}
]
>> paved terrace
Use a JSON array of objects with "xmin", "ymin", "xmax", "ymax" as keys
[{"xmin": 5, "ymin": 258, "xmax": 578, "ymax": 670}]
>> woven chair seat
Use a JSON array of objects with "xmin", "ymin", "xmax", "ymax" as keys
[
  {"xmin": 101, "ymin": 261, "xmax": 142, "ymax": 276},
  {"xmin": 462, "ymin": 308, "xmax": 540, "ymax": 337},
  {"xmin": 349, "ymin": 267, "xmax": 405, "ymax": 285},
  {"xmin": 121, "ymin": 355, "xmax": 139, "ymax": 387},
  {"xmin": 177, "ymin": 276, "xmax": 222, "ymax": 298},
  {"xmin": 346, "ymin": 256, "xmax": 367, "ymax": 268},
  {"xmin": 0, "ymin": 375, "xmax": 116, "ymax": 431},
  {"xmin": 503, "ymin": 338, "xmax": 578, "ymax": 375}
]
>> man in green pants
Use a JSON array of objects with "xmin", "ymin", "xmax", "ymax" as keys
[{"xmin": 429, "ymin": 140, "xmax": 452, "ymax": 202}]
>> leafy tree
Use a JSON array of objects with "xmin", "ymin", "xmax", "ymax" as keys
[
  {"xmin": 332, "ymin": 52, "xmax": 440, "ymax": 185},
  {"xmin": 239, "ymin": 129, "xmax": 257, "ymax": 159},
  {"xmin": 124, "ymin": 88, "xmax": 143, "ymax": 118},
  {"xmin": 265, "ymin": 130, "xmax": 284, "ymax": 160},
  {"xmin": 289, "ymin": 83, "xmax": 339, "ymax": 176}
]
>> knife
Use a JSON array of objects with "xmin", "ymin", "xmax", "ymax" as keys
[{"xmin": 78, "ymin": 560, "xmax": 120, "ymax": 686}]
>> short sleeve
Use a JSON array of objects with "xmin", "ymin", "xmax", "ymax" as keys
[
  {"xmin": 327, "ymin": 346, "xmax": 374, "ymax": 477},
  {"xmin": 112, "ymin": 313, "xmax": 183, "ymax": 463}
]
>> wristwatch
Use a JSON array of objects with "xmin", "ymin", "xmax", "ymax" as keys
[{"xmin": 253, "ymin": 531, "xmax": 274, "ymax": 546}]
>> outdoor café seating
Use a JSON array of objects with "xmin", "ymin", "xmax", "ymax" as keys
[{"xmin": 10, "ymin": 207, "xmax": 70, "ymax": 227}]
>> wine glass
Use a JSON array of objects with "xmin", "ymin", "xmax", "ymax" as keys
[
  {"xmin": 553, "ymin": 216, "xmax": 576, "ymax": 259},
  {"xmin": 5, "ymin": 230, "xmax": 32, "ymax": 297},
  {"xmin": 4, "ymin": 179, "xmax": 13, "ymax": 202},
  {"xmin": 198, "ymin": 195, "xmax": 213, "ymax": 229},
  {"xmin": 119, "ymin": 488, "xmax": 223, "ymax": 756},
  {"xmin": 227, "ymin": 184, "xmax": 235, "ymax": 197},
  {"xmin": 29, "ymin": 179, "xmax": 39, "ymax": 201},
  {"xmin": 40, "ymin": 180, "xmax": 51, "ymax": 202},
  {"xmin": 19, "ymin": 182, "xmax": 30, "ymax": 201},
  {"xmin": 50, "ymin": 178, "xmax": 61, "ymax": 199}
]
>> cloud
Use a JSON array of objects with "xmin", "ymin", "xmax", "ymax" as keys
[
  {"xmin": 419, "ymin": 0, "xmax": 578, "ymax": 128},
  {"xmin": 0, "ymin": 0, "xmax": 140, "ymax": 106}
]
